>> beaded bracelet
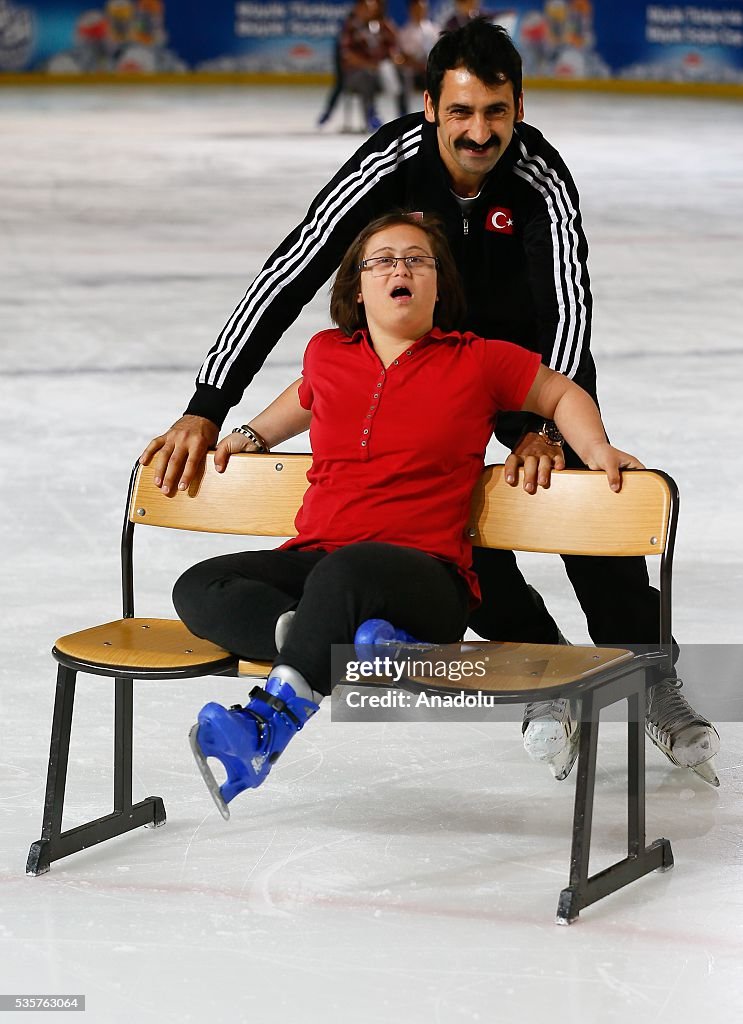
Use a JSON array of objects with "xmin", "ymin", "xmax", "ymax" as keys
[{"xmin": 231, "ymin": 424, "xmax": 269, "ymax": 453}]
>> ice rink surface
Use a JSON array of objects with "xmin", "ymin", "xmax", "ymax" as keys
[{"xmin": 1, "ymin": 85, "xmax": 742, "ymax": 1022}]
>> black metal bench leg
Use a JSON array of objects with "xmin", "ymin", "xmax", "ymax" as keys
[
  {"xmin": 27, "ymin": 670, "xmax": 166, "ymax": 876},
  {"xmin": 26, "ymin": 664, "xmax": 77, "ymax": 876},
  {"xmin": 556, "ymin": 672, "xmax": 673, "ymax": 923},
  {"xmin": 114, "ymin": 676, "xmax": 166, "ymax": 833},
  {"xmin": 114, "ymin": 677, "xmax": 133, "ymax": 813},
  {"xmin": 627, "ymin": 686, "xmax": 645, "ymax": 858},
  {"xmin": 629, "ymin": 677, "xmax": 673, "ymax": 874},
  {"xmin": 557, "ymin": 691, "xmax": 599, "ymax": 925}
]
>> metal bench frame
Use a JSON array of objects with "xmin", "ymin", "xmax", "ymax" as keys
[{"xmin": 27, "ymin": 455, "xmax": 678, "ymax": 925}]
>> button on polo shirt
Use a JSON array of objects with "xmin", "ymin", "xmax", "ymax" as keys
[{"xmin": 281, "ymin": 327, "xmax": 541, "ymax": 602}]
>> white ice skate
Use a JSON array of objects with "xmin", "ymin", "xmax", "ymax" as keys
[
  {"xmin": 522, "ymin": 698, "xmax": 580, "ymax": 781},
  {"xmin": 645, "ymin": 678, "xmax": 720, "ymax": 787}
]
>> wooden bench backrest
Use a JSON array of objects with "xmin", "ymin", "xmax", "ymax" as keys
[
  {"xmin": 129, "ymin": 453, "xmax": 310, "ymax": 536},
  {"xmin": 129, "ymin": 454, "xmax": 674, "ymax": 556},
  {"xmin": 467, "ymin": 465, "xmax": 674, "ymax": 556}
]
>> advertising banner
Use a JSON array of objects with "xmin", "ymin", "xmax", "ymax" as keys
[
  {"xmin": 595, "ymin": 1, "xmax": 743, "ymax": 83},
  {"xmin": 1, "ymin": 0, "xmax": 742, "ymax": 84}
]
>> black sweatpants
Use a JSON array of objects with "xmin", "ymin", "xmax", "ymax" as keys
[{"xmin": 173, "ymin": 542, "xmax": 471, "ymax": 697}]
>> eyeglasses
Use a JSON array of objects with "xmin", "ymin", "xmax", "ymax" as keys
[{"xmin": 358, "ymin": 255, "xmax": 439, "ymax": 276}]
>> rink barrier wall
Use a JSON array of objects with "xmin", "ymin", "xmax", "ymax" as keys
[{"xmin": 2, "ymin": 72, "xmax": 743, "ymax": 99}]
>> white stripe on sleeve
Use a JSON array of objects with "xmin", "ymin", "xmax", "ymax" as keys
[
  {"xmin": 200, "ymin": 125, "xmax": 425, "ymax": 388},
  {"xmin": 513, "ymin": 140, "xmax": 588, "ymax": 380}
]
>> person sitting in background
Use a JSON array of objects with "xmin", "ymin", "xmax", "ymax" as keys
[{"xmin": 175, "ymin": 211, "xmax": 645, "ymax": 819}]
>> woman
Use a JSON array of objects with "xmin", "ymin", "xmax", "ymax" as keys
[{"xmin": 176, "ymin": 212, "xmax": 643, "ymax": 818}]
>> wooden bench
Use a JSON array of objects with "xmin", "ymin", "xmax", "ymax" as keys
[{"xmin": 27, "ymin": 453, "xmax": 678, "ymax": 924}]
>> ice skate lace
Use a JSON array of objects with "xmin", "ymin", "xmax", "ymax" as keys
[
  {"xmin": 645, "ymin": 678, "xmax": 707, "ymax": 744},
  {"xmin": 523, "ymin": 698, "xmax": 570, "ymax": 724}
]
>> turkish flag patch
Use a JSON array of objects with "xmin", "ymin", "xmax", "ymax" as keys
[{"xmin": 485, "ymin": 207, "xmax": 514, "ymax": 234}]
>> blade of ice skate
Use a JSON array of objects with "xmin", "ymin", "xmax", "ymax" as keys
[
  {"xmin": 188, "ymin": 724, "xmax": 231, "ymax": 820},
  {"xmin": 691, "ymin": 757, "xmax": 720, "ymax": 787}
]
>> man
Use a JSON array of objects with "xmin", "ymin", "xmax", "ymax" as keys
[{"xmin": 141, "ymin": 19, "xmax": 719, "ymax": 786}]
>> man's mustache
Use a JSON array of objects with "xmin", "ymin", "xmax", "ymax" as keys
[{"xmin": 455, "ymin": 136, "xmax": 500, "ymax": 152}]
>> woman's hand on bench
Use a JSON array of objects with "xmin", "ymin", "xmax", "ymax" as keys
[
  {"xmin": 582, "ymin": 443, "xmax": 645, "ymax": 492},
  {"xmin": 213, "ymin": 429, "xmax": 265, "ymax": 472}
]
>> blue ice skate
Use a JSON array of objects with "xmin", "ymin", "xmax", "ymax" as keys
[
  {"xmin": 354, "ymin": 618, "xmax": 434, "ymax": 661},
  {"xmin": 189, "ymin": 677, "xmax": 319, "ymax": 820}
]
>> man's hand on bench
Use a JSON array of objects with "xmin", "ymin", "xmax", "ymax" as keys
[
  {"xmin": 505, "ymin": 431, "xmax": 566, "ymax": 494},
  {"xmin": 139, "ymin": 414, "xmax": 219, "ymax": 495}
]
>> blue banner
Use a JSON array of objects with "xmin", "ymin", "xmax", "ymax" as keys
[
  {"xmin": 1, "ymin": 0, "xmax": 742, "ymax": 83},
  {"xmin": 594, "ymin": 1, "xmax": 743, "ymax": 82}
]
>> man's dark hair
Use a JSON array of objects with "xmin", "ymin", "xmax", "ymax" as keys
[
  {"xmin": 330, "ymin": 211, "xmax": 466, "ymax": 336},
  {"xmin": 426, "ymin": 18, "xmax": 523, "ymax": 111}
]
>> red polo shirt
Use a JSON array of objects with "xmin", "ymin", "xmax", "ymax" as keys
[{"xmin": 281, "ymin": 327, "xmax": 541, "ymax": 602}]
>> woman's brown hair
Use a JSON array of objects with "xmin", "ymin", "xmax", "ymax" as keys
[{"xmin": 330, "ymin": 211, "xmax": 466, "ymax": 335}]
